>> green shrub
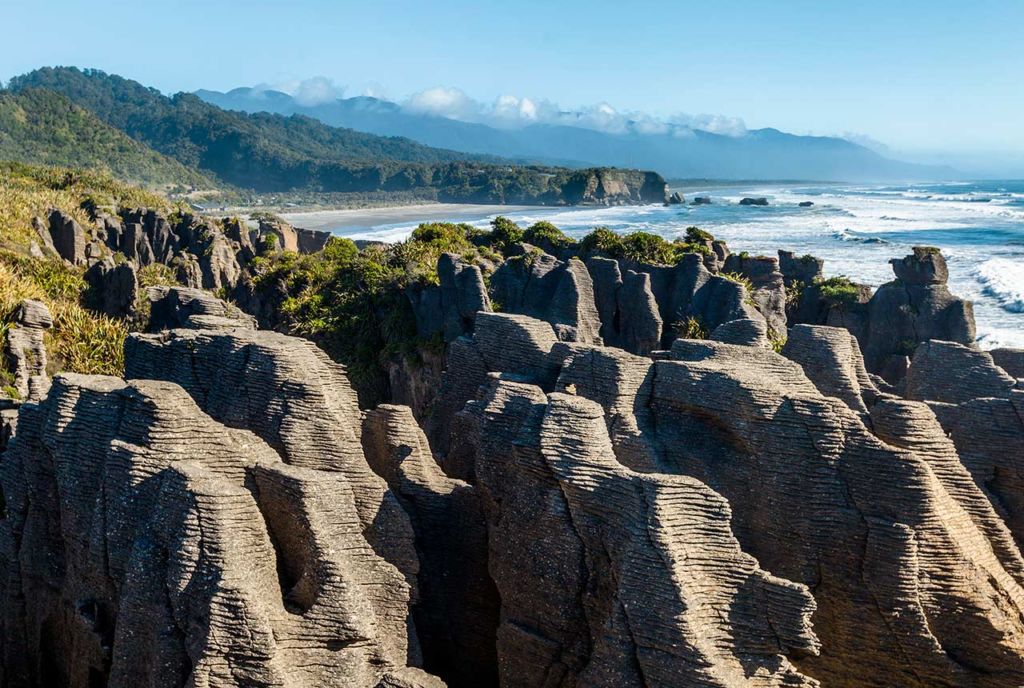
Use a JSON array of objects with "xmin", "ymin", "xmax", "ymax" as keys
[
  {"xmin": 816, "ymin": 275, "xmax": 860, "ymax": 306},
  {"xmin": 675, "ymin": 316, "xmax": 708, "ymax": 340},
  {"xmin": 579, "ymin": 226, "xmax": 622, "ymax": 256},
  {"xmin": 490, "ymin": 216, "xmax": 523, "ymax": 247},
  {"xmin": 523, "ymin": 221, "xmax": 572, "ymax": 249},
  {"xmin": 685, "ymin": 226, "xmax": 714, "ymax": 243}
]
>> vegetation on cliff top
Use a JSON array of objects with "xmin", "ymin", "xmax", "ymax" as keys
[{"xmin": 0, "ymin": 163, "xmax": 168, "ymax": 381}]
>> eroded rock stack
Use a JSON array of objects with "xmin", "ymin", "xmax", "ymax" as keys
[
  {"xmin": 0, "ymin": 373, "xmax": 441, "ymax": 687},
  {"xmin": 3, "ymin": 238, "xmax": 1024, "ymax": 688}
]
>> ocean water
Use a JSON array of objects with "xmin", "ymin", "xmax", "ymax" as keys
[{"xmin": 339, "ymin": 181, "xmax": 1024, "ymax": 349}]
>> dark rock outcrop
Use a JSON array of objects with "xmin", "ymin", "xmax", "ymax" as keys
[
  {"xmin": 583, "ymin": 253, "xmax": 764, "ymax": 351},
  {"xmin": 861, "ymin": 248, "xmax": 975, "ymax": 376},
  {"xmin": 145, "ymin": 286, "xmax": 257, "ymax": 331},
  {"xmin": 2, "ymin": 300, "xmax": 52, "ymax": 402},
  {"xmin": 408, "ymin": 254, "xmax": 491, "ymax": 342},
  {"xmin": 47, "ymin": 209, "xmax": 87, "ymax": 265},
  {"xmin": 489, "ymin": 254, "xmax": 601, "ymax": 345},
  {"xmin": 778, "ymin": 250, "xmax": 824, "ymax": 288},
  {"xmin": 739, "ymin": 197, "xmax": 769, "ymax": 206},
  {"xmin": 84, "ymin": 259, "xmax": 138, "ymax": 319},
  {"xmin": 722, "ymin": 253, "xmax": 787, "ymax": 337}
]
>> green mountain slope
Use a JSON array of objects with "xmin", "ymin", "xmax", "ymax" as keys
[
  {"xmin": 8, "ymin": 67, "xmax": 491, "ymax": 191},
  {"xmin": 5, "ymin": 67, "xmax": 667, "ymax": 205},
  {"xmin": 0, "ymin": 87, "xmax": 215, "ymax": 188}
]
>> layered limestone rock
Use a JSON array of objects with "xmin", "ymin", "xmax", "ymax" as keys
[
  {"xmin": 2, "ymin": 300, "xmax": 52, "ymax": 402},
  {"xmin": 145, "ymin": 286, "xmax": 257, "ymax": 331},
  {"xmin": 653, "ymin": 340, "xmax": 1024, "ymax": 687},
  {"xmin": 123, "ymin": 326, "xmax": 419, "ymax": 594},
  {"xmin": 991, "ymin": 348, "xmax": 1024, "ymax": 379},
  {"xmin": 489, "ymin": 254, "xmax": 602, "ymax": 345},
  {"xmin": 0, "ymin": 374, "xmax": 441, "ymax": 688},
  {"xmin": 898, "ymin": 339, "xmax": 1024, "ymax": 555},
  {"xmin": 454, "ymin": 378, "xmax": 820, "ymax": 687},
  {"xmin": 781, "ymin": 324, "xmax": 882, "ymax": 415},
  {"xmin": 906, "ymin": 339, "xmax": 1017, "ymax": 404},
  {"xmin": 362, "ymin": 405, "xmax": 499, "ymax": 688}
]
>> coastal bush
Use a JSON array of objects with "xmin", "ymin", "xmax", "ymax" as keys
[
  {"xmin": 247, "ymin": 223, "xmax": 507, "ymax": 405},
  {"xmin": 489, "ymin": 216, "xmax": 524, "ymax": 247},
  {"xmin": 523, "ymin": 221, "xmax": 572, "ymax": 249},
  {"xmin": 579, "ymin": 227, "xmax": 622, "ymax": 256},
  {"xmin": 816, "ymin": 275, "xmax": 860, "ymax": 306},
  {"xmin": 579, "ymin": 226, "xmax": 713, "ymax": 263},
  {"xmin": 685, "ymin": 226, "xmax": 714, "ymax": 243}
]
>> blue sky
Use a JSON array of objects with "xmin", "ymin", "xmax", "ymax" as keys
[{"xmin": 3, "ymin": 0, "xmax": 1023, "ymax": 168}]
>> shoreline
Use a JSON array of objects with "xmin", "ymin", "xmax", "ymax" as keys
[{"xmin": 279, "ymin": 203, "xmax": 535, "ymax": 233}]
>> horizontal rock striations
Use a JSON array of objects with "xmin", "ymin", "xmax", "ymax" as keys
[
  {"xmin": 123, "ymin": 326, "xmax": 420, "ymax": 595},
  {"xmin": 0, "ymin": 374, "xmax": 441, "ymax": 687},
  {"xmin": 2, "ymin": 300, "xmax": 52, "ymax": 402},
  {"xmin": 456, "ymin": 378, "xmax": 821, "ymax": 687},
  {"xmin": 362, "ymin": 405, "xmax": 499, "ymax": 687}
]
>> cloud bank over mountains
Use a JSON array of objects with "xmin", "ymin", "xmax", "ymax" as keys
[{"xmin": 259, "ymin": 76, "xmax": 750, "ymax": 138}]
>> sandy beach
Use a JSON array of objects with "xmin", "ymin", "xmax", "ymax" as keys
[{"xmin": 280, "ymin": 203, "xmax": 533, "ymax": 234}]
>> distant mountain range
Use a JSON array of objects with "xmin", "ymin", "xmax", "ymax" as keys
[
  {"xmin": 196, "ymin": 87, "xmax": 955, "ymax": 182},
  {"xmin": 0, "ymin": 67, "xmax": 668, "ymax": 205}
]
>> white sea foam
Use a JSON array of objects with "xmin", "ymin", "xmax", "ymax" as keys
[
  {"xmin": 327, "ymin": 181, "xmax": 1024, "ymax": 346},
  {"xmin": 977, "ymin": 258, "xmax": 1024, "ymax": 313}
]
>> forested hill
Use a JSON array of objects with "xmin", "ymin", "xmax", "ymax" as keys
[
  {"xmin": 2, "ymin": 67, "xmax": 667, "ymax": 205},
  {"xmin": 0, "ymin": 87, "xmax": 214, "ymax": 188}
]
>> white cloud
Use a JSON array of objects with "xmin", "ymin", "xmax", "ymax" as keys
[
  {"xmin": 400, "ymin": 86, "xmax": 748, "ymax": 138},
  {"xmin": 837, "ymin": 131, "xmax": 892, "ymax": 154},
  {"xmin": 253, "ymin": 76, "xmax": 346, "ymax": 105}
]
